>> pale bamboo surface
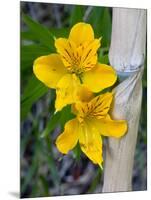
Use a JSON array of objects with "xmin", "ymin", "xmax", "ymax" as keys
[{"xmin": 102, "ymin": 8, "xmax": 146, "ymax": 192}]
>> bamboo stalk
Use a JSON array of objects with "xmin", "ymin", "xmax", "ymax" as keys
[{"xmin": 102, "ymin": 8, "xmax": 146, "ymax": 192}]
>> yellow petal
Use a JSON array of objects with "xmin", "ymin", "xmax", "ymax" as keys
[
  {"xmin": 69, "ymin": 22, "xmax": 94, "ymax": 46},
  {"xmin": 79, "ymin": 120, "xmax": 103, "ymax": 166},
  {"xmin": 71, "ymin": 86, "xmax": 94, "ymax": 116},
  {"xmin": 55, "ymin": 38, "xmax": 76, "ymax": 69},
  {"xmin": 80, "ymin": 39, "xmax": 101, "ymax": 71},
  {"xmin": 92, "ymin": 115, "xmax": 127, "ymax": 138},
  {"xmin": 77, "ymin": 86, "xmax": 94, "ymax": 102},
  {"xmin": 55, "ymin": 73, "xmax": 81, "ymax": 111},
  {"xmin": 56, "ymin": 119, "xmax": 79, "ymax": 154},
  {"xmin": 75, "ymin": 92, "xmax": 113, "ymax": 122},
  {"xmin": 33, "ymin": 54, "xmax": 67, "ymax": 88},
  {"xmin": 88, "ymin": 92, "xmax": 113, "ymax": 118},
  {"xmin": 82, "ymin": 63, "xmax": 117, "ymax": 92}
]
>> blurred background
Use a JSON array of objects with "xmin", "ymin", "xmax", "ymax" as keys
[{"xmin": 20, "ymin": 2, "xmax": 147, "ymax": 198}]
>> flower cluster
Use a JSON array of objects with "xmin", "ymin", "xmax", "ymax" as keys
[{"xmin": 33, "ymin": 22, "xmax": 127, "ymax": 168}]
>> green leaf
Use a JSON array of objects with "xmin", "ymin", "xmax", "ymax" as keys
[
  {"xmin": 98, "ymin": 46, "xmax": 109, "ymax": 64},
  {"xmin": 21, "ymin": 155, "xmax": 38, "ymax": 194},
  {"xmin": 39, "ymin": 175, "xmax": 49, "ymax": 196},
  {"xmin": 21, "ymin": 28, "xmax": 69, "ymax": 42},
  {"xmin": 22, "ymin": 14, "xmax": 55, "ymax": 51},
  {"xmin": 60, "ymin": 105, "xmax": 75, "ymax": 129},
  {"xmin": 86, "ymin": 6, "xmax": 104, "ymax": 35},
  {"xmin": 21, "ymin": 31, "xmax": 38, "ymax": 41},
  {"xmin": 21, "ymin": 76, "xmax": 48, "ymax": 120},
  {"xmin": 70, "ymin": 5, "xmax": 85, "ymax": 26},
  {"xmin": 100, "ymin": 54, "xmax": 109, "ymax": 64},
  {"xmin": 47, "ymin": 154, "xmax": 60, "ymax": 186},
  {"xmin": 49, "ymin": 28, "xmax": 69, "ymax": 38},
  {"xmin": 45, "ymin": 137, "xmax": 61, "ymax": 187},
  {"xmin": 142, "ymin": 55, "xmax": 147, "ymax": 88},
  {"xmin": 99, "ymin": 53, "xmax": 109, "ymax": 64},
  {"xmin": 41, "ymin": 104, "xmax": 76, "ymax": 138},
  {"xmin": 88, "ymin": 7, "xmax": 111, "ymax": 47},
  {"xmin": 73, "ymin": 142, "xmax": 81, "ymax": 162},
  {"xmin": 21, "ymin": 132, "xmax": 31, "ymax": 157},
  {"xmin": 88, "ymin": 168, "xmax": 102, "ymax": 192},
  {"xmin": 40, "ymin": 112, "xmax": 60, "ymax": 138},
  {"xmin": 99, "ymin": 8, "xmax": 112, "ymax": 47}
]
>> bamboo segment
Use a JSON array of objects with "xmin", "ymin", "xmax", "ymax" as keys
[
  {"xmin": 109, "ymin": 8, "xmax": 146, "ymax": 73},
  {"xmin": 102, "ymin": 8, "xmax": 146, "ymax": 192}
]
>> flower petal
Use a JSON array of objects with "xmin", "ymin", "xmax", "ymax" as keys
[
  {"xmin": 69, "ymin": 22, "xmax": 94, "ymax": 46},
  {"xmin": 55, "ymin": 38, "xmax": 76, "ymax": 69},
  {"xmin": 82, "ymin": 63, "xmax": 117, "ymax": 92},
  {"xmin": 77, "ymin": 86, "xmax": 94, "ymax": 102},
  {"xmin": 88, "ymin": 92, "xmax": 113, "ymax": 118},
  {"xmin": 55, "ymin": 73, "xmax": 81, "ymax": 111},
  {"xmin": 80, "ymin": 39, "xmax": 101, "ymax": 71},
  {"xmin": 33, "ymin": 54, "xmax": 67, "ymax": 88},
  {"xmin": 56, "ymin": 119, "xmax": 79, "ymax": 154},
  {"xmin": 75, "ymin": 92, "xmax": 113, "ymax": 122},
  {"xmin": 79, "ymin": 120, "xmax": 103, "ymax": 166},
  {"xmin": 71, "ymin": 86, "xmax": 94, "ymax": 116},
  {"xmin": 92, "ymin": 115, "xmax": 127, "ymax": 138}
]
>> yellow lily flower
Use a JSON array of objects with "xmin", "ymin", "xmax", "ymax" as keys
[
  {"xmin": 56, "ymin": 89, "xmax": 127, "ymax": 167},
  {"xmin": 33, "ymin": 22, "xmax": 117, "ymax": 111}
]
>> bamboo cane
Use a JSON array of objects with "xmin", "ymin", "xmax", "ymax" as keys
[{"xmin": 102, "ymin": 8, "xmax": 146, "ymax": 192}]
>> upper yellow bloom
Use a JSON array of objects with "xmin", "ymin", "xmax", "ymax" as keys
[
  {"xmin": 33, "ymin": 22, "xmax": 117, "ymax": 111},
  {"xmin": 56, "ymin": 88, "xmax": 127, "ymax": 167}
]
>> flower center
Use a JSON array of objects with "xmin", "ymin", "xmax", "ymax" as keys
[
  {"xmin": 63, "ymin": 43, "xmax": 85, "ymax": 74},
  {"xmin": 56, "ymin": 39, "xmax": 100, "ymax": 76},
  {"xmin": 76, "ymin": 95, "xmax": 111, "ymax": 123}
]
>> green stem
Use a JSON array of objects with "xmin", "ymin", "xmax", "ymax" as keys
[{"xmin": 78, "ymin": 74, "xmax": 83, "ymax": 84}]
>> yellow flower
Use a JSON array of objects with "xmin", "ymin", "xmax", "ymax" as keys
[
  {"xmin": 56, "ymin": 88, "xmax": 127, "ymax": 167},
  {"xmin": 33, "ymin": 22, "xmax": 117, "ymax": 111}
]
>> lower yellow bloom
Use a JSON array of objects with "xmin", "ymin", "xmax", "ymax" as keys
[{"xmin": 56, "ymin": 91, "xmax": 127, "ymax": 167}]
